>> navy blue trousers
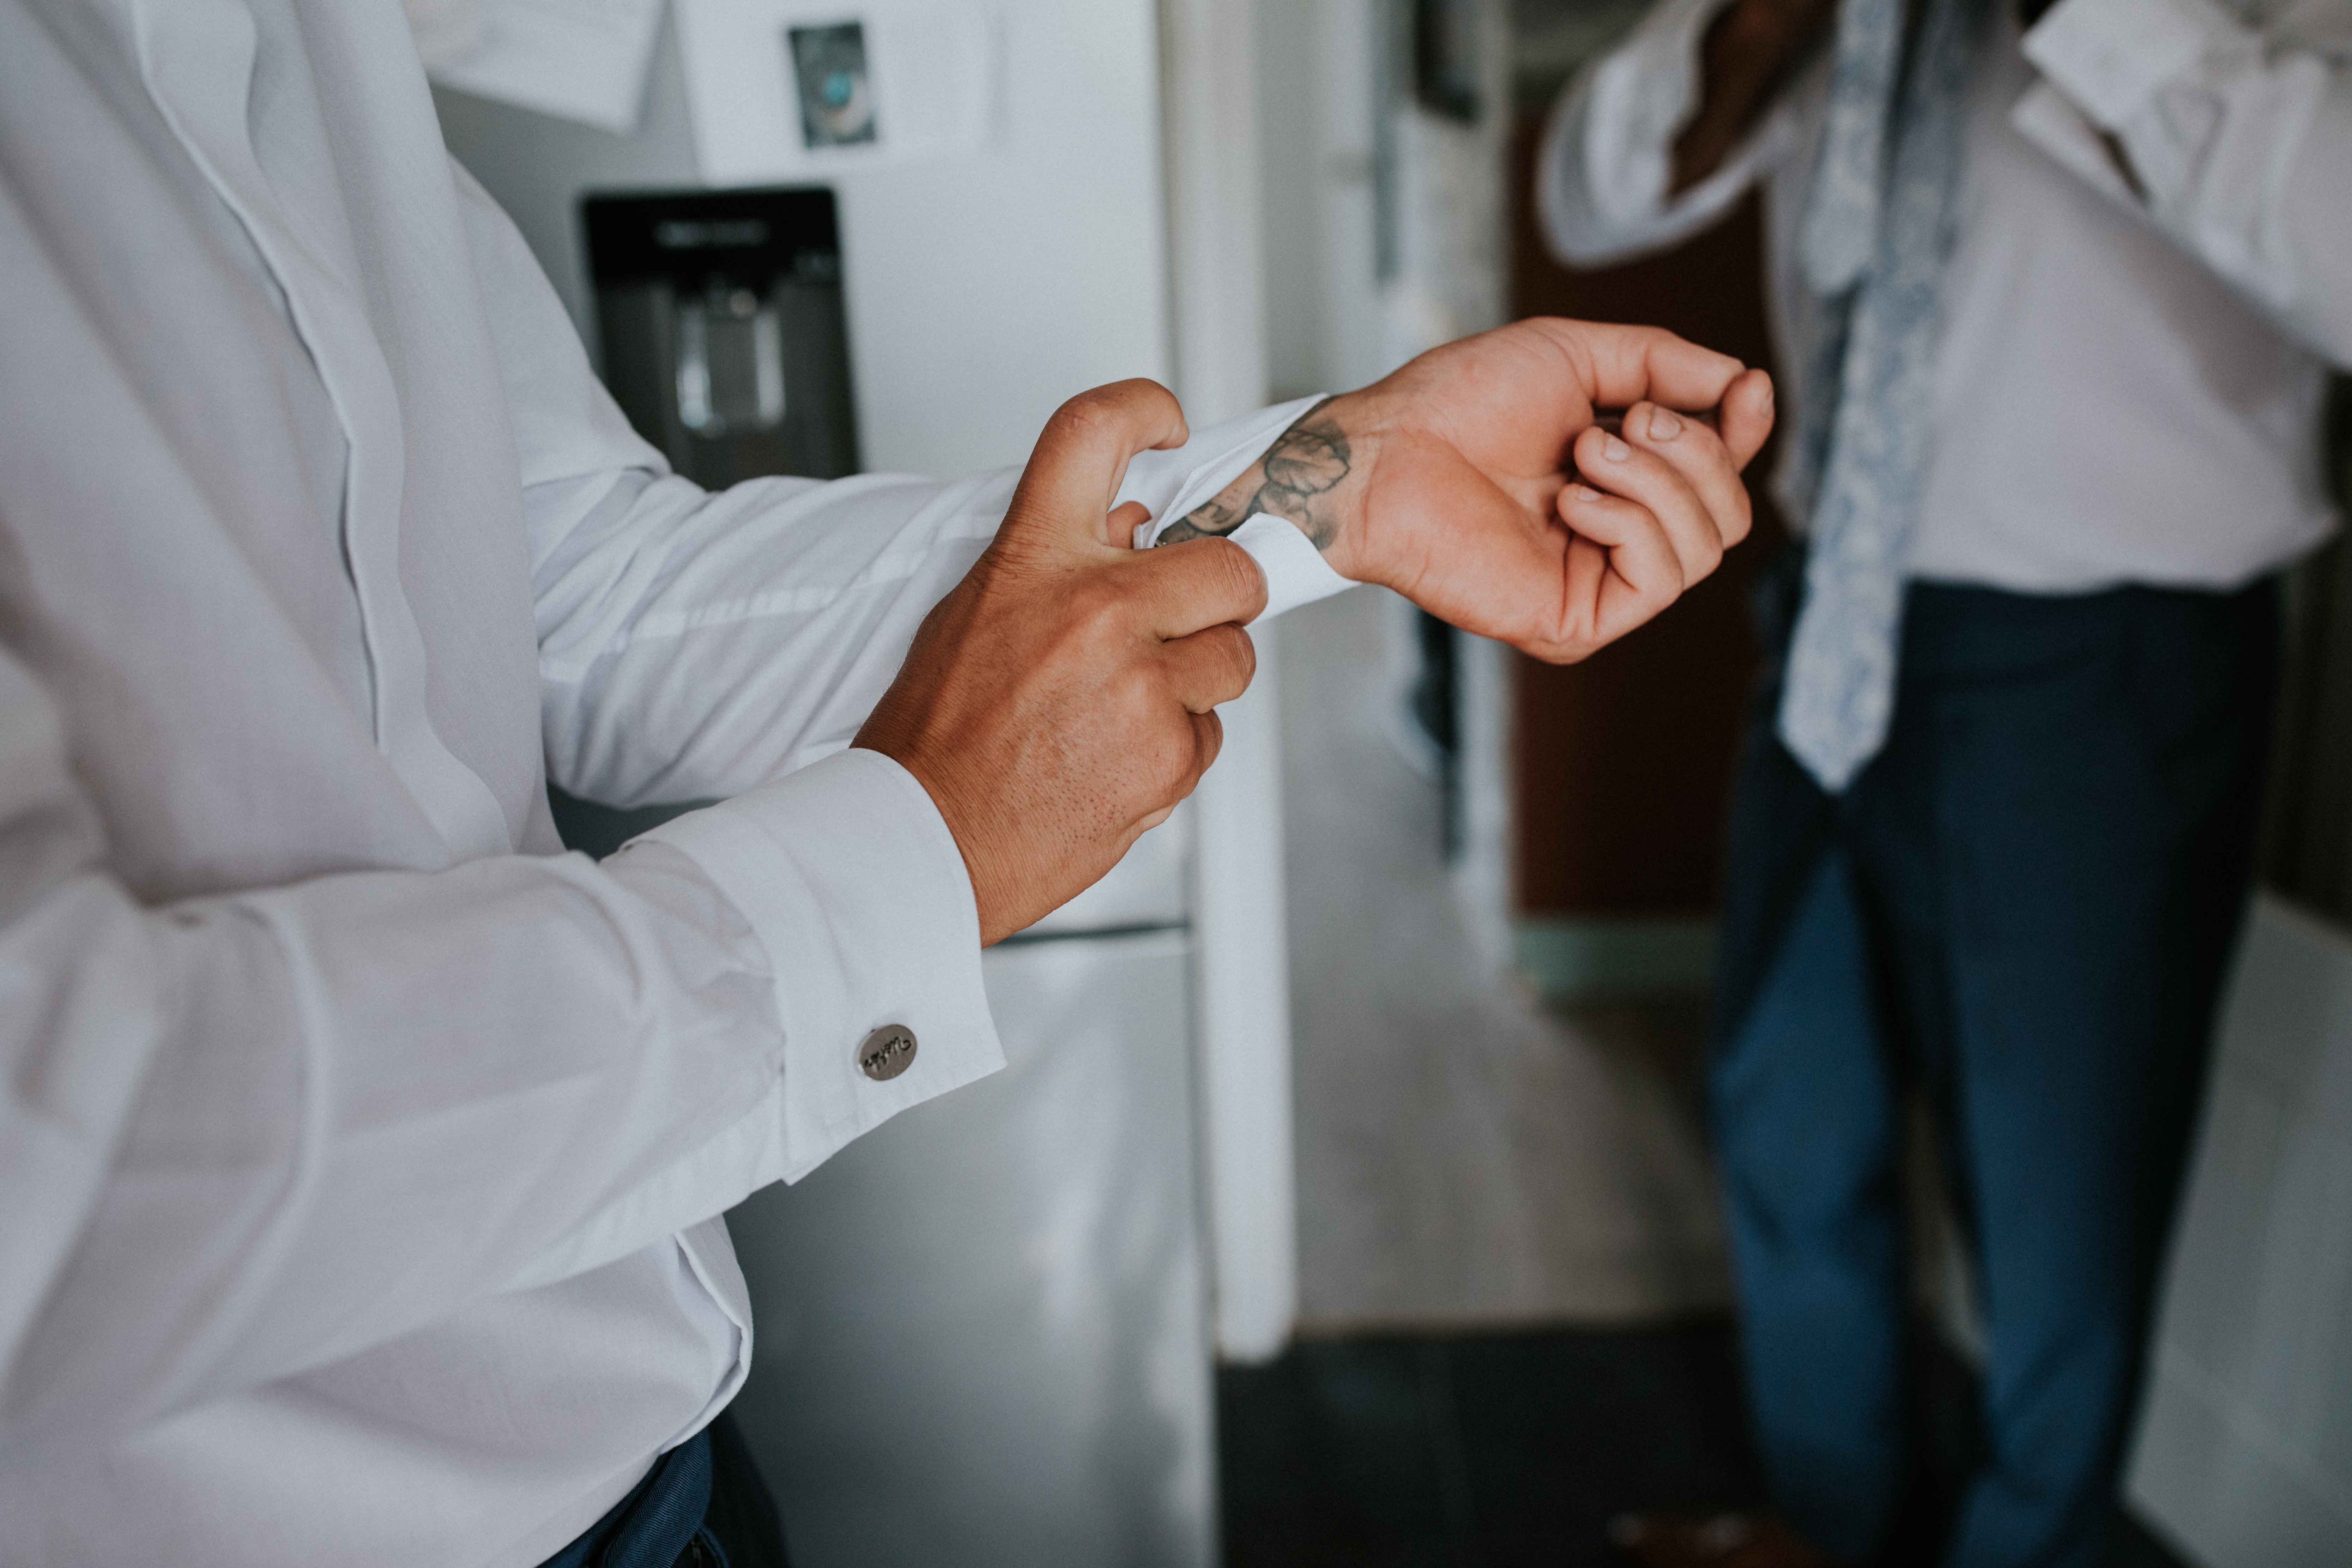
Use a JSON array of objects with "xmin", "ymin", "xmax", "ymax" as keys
[
  {"xmin": 542, "ymin": 1412, "xmax": 790, "ymax": 1568},
  {"xmin": 1710, "ymin": 561, "xmax": 2278, "ymax": 1568}
]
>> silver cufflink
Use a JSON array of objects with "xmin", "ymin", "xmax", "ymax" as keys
[{"xmin": 857, "ymin": 1024, "xmax": 918, "ymax": 1082}]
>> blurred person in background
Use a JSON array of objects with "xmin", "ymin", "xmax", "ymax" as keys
[{"xmin": 1542, "ymin": 0, "xmax": 2351, "ymax": 1563}]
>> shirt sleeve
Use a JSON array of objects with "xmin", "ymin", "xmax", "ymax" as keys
[
  {"xmin": 1536, "ymin": 0, "xmax": 1795, "ymax": 265},
  {"xmin": 449, "ymin": 164, "xmax": 1334, "ymax": 808},
  {"xmin": 2018, "ymin": 0, "xmax": 2352, "ymax": 365},
  {"xmin": 0, "ymin": 634, "xmax": 993, "ymax": 1467},
  {"xmin": 0, "ymin": 162, "xmax": 1330, "ymax": 1472}
]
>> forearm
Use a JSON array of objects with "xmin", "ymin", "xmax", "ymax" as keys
[
  {"xmin": 857, "ymin": 326, "xmax": 1770, "ymax": 944},
  {"xmin": 535, "ymin": 465, "xmax": 1002, "ymax": 806},
  {"xmin": 3, "ymin": 850, "xmax": 770, "ymax": 1460},
  {"xmin": 1141, "ymin": 318, "xmax": 1774, "ymax": 665},
  {"xmin": 5, "ymin": 615, "xmax": 996, "ymax": 1461},
  {"xmin": 8, "ymin": 761, "xmax": 1001, "ymax": 1464}
]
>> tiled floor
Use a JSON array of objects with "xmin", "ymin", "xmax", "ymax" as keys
[{"xmin": 1217, "ymin": 1322, "xmax": 2193, "ymax": 1568}]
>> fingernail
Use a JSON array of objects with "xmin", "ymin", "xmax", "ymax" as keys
[
  {"xmin": 1566, "ymin": 482, "xmax": 1598, "ymax": 502},
  {"xmin": 1603, "ymin": 434, "xmax": 1632, "ymax": 462},
  {"xmin": 1647, "ymin": 407, "xmax": 1683, "ymax": 441}
]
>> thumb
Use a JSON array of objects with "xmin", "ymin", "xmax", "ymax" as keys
[
  {"xmin": 1522, "ymin": 319, "xmax": 1747, "ymax": 418},
  {"xmin": 999, "ymin": 380, "xmax": 1190, "ymax": 557}
]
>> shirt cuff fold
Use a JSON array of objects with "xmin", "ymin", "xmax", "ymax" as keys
[
  {"xmin": 1583, "ymin": 0, "xmax": 1733, "ymax": 228},
  {"xmin": 1226, "ymin": 513, "xmax": 1355, "ymax": 622},
  {"xmin": 642, "ymin": 747, "xmax": 1004, "ymax": 1183},
  {"xmin": 1131, "ymin": 395, "xmax": 1359, "ymax": 622},
  {"xmin": 2024, "ymin": 0, "xmax": 2240, "ymax": 128},
  {"xmin": 1129, "ymin": 396, "xmax": 1326, "ymax": 530}
]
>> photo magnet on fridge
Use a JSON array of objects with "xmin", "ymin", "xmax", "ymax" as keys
[
  {"xmin": 676, "ymin": 0, "xmax": 1000, "ymax": 186},
  {"xmin": 788, "ymin": 22, "xmax": 878, "ymax": 148}
]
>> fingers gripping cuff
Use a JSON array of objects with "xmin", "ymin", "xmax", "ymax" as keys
[{"xmin": 1221, "ymin": 514, "xmax": 1355, "ymax": 623}]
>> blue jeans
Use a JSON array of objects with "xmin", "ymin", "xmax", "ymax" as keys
[
  {"xmin": 1711, "ymin": 561, "xmax": 2278, "ymax": 1568},
  {"xmin": 542, "ymin": 1412, "xmax": 789, "ymax": 1568}
]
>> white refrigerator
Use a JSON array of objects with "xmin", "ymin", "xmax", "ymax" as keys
[{"xmin": 431, "ymin": 5, "xmax": 1293, "ymax": 1562}]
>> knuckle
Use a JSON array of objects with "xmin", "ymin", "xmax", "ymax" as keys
[
  {"xmin": 1188, "ymin": 712, "xmax": 1224, "ymax": 779},
  {"xmin": 1687, "ymin": 428, "xmax": 1733, "ymax": 473},
  {"xmin": 1174, "ymin": 618, "xmax": 1257, "ymax": 701},
  {"xmin": 1222, "ymin": 624, "xmax": 1259, "ymax": 689},
  {"xmin": 1205, "ymin": 540, "xmax": 1267, "ymax": 613},
  {"xmin": 1725, "ymin": 492, "xmax": 1754, "ymax": 545},
  {"xmin": 1146, "ymin": 724, "xmax": 1197, "ymax": 794},
  {"xmin": 1122, "ymin": 376, "xmax": 1178, "ymax": 415},
  {"xmin": 1692, "ymin": 526, "xmax": 1726, "ymax": 572},
  {"xmin": 1052, "ymin": 395, "xmax": 1114, "ymax": 445},
  {"xmin": 1126, "ymin": 660, "xmax": 1169, "ymax": 714},
  {"xmin": 1056, "ymin": 379, "xmax": 1174, "ymax": 442},
  {"xmin": 1627, "ymin": 543, "xmax": 1686, "ymax": 599},
  {"xmin": 1069, "ymin": 574, "xmax": 1130, "ymax": 639}
]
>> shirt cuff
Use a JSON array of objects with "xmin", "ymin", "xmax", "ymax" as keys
[
  {"xmin": 1581, "ymin": 0, "xmax": 1734, "ymax": 228},
  {"xmin": 1125, "ymin": 395, "xmax": 1325, "ymax": 527},
  {"xmin": 2024, "ymin": 0, "xmax": 2239, "ymax": 128},
  {"xmin": 1127, "ymin": 395, "xmax": 1359, "ymax": 622},
  {"xmin": 2009, "ymin": 80, "xmax": 2145, "ymax": 210},
  {"xmin": 1224, "ymin": 513, "xmax": 1355, "ymax": 621},
  {"xmin": 640, "ymin": 747, "xmax": 1004, "ymax": 1183}
]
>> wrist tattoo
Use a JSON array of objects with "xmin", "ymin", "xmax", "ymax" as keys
[{"xmin": 1156, "ymin": 399, "xmax": 1352, "ymax": 551}]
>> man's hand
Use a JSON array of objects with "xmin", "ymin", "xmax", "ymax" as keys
[
  {"xmin": 854, "ymin": 381, "xmax": 1264, "ymax": 945},
  {"xmin": 1673, "ymin": 0, "xmax": 1838, "ymax": 195},
  {"xmin": 861, "ymin": 324, "xmax": 1767, "ymax": 941},
  {"xmin": 1161, "ymin": 319, "xmax": 1775, "ymax": 663}
]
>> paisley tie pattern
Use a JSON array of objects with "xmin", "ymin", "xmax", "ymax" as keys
[{"xmin": 1776, "ymin": 0, "xmax": 1988, "ymax": 793}]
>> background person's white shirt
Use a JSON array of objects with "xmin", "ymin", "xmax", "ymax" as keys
[
  {"xmin": 1541, "ymin": 0, "xmax": 2352, "ymax": 595},
  {"xmin": 0, "ymin": 1, "xmax": 1311, "ymax": 1563}
]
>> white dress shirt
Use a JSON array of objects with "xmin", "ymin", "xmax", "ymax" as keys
[
  {"xmin": 1542, "ymin": 0, "xmax": 2352, "ymax": 595},
  {"xmin": 0, "ymin": 2, "xmax": 1323, "ymax": 1563}
]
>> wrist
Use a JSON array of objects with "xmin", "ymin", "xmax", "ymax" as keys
[
  {"xmin": 853, "ymin": 738, "xmax": 1017, "ymax": 945},
  {"xmin": 1307, "ymin": 388, "xmax": 1384, "ymax": 582},
  {"xmin": 1157, "ymin": 394, "xmax": 1372, "ymax": 571}
]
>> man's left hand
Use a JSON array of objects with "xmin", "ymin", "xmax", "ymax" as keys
[{"xmin": 1157, "ymin": 318, "xmax": 1774, "ymax": 663}]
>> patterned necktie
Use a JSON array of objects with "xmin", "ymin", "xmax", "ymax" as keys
[{"xmin": 1775, "ymin": 0, "xmax": 1987, "ymax": 793}]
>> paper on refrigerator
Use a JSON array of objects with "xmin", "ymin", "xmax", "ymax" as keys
[
  {"xmin": 422, "ymin": 0, "xmax": 668, "ymax": 135},
  {"xmin": 674, "ymin": 0, "xmax": 1004, "ymax": 187}
]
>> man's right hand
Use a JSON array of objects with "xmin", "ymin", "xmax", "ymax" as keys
[
  {"xmin": 854, "ymin": 381, "xmax": 1265, "ymax": 945},
  {"xmin": 1672, "ymin": 0, "xmax": 1838, "ymax": 195}
]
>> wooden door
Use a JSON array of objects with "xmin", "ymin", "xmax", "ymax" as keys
[{"xmin": 1506, "ymin": 113, "xmax": 1787, "ymax": 978}]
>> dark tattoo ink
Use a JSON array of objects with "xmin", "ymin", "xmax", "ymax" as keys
[{"xmin": 1157, "ymin": 399, "xmax": 1353, "ymax": 551}]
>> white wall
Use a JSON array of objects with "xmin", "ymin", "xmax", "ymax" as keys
[
  {"xmin": 1255, "ymin": 0, "xmax": 1389, "ymax": 402},
  {"xmin": 1159, "ymin": 0, "xmax": 1302, "ymax": 1365},
  {"xmin": 434, "ymin": 0, "xmax": 1172, "ymax": 478},
  {"xmin": 2127, "ymin": 897, "xmax": 2352, "ymax": 1565}
]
